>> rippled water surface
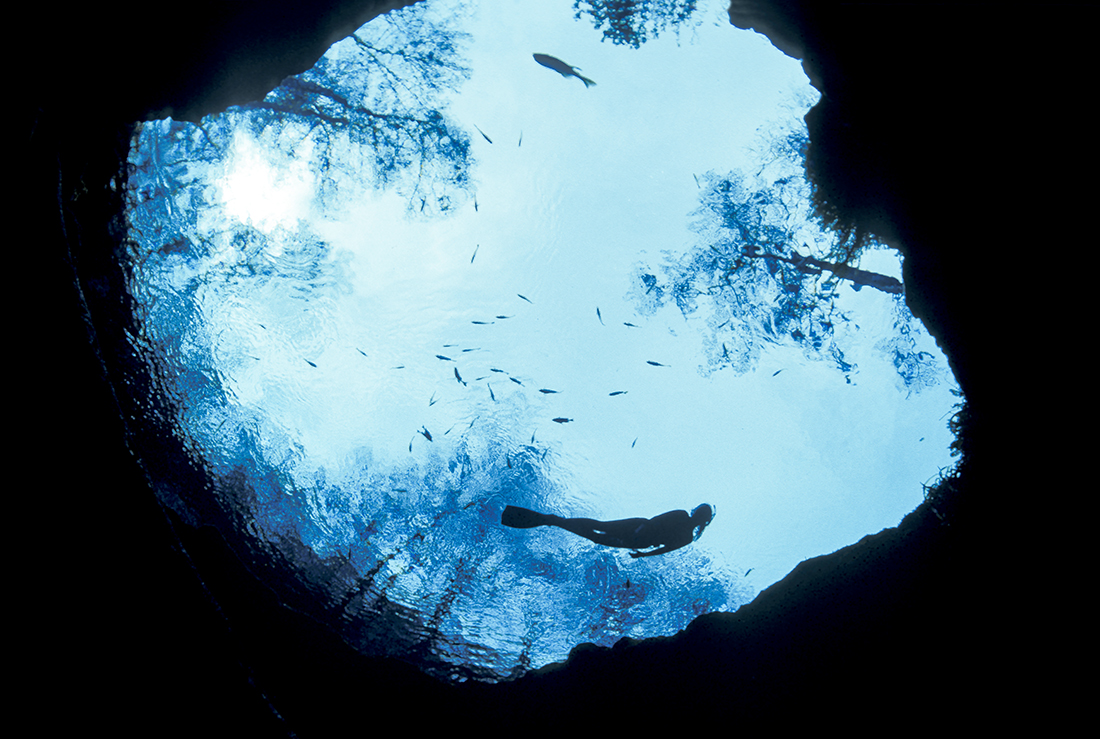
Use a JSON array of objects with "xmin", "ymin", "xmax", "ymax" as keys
[{"xmin": 124, "ymin": 0, "xmax": 957, "ymax": 680}]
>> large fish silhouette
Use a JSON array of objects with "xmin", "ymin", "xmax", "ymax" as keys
[{"xmin": 533, "ymin": 54, "xmax": 596, "ymax": 88}]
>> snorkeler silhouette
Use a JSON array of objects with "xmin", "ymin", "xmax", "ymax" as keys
[{"xmin": 501, "ymin": 504, "xmax": 715, "ymax": 558}]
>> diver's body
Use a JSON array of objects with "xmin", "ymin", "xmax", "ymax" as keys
[{"xmin": 502, "ymin": 504, "xmax": 714, "ymax": 558}]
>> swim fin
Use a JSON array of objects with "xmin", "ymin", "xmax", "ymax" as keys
[{"xmin": 501, "ymin": 505, "xmax": 552, "ymax": 528}]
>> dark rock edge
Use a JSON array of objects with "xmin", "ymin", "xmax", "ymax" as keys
[{"xmin": 16, "ymin": 0, "xmax": 1087, "ymax": 734}]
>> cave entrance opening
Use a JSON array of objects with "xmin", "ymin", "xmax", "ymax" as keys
[{"xmin": 123, "ymin": 0, "xmax": 958, "ymax": 681}]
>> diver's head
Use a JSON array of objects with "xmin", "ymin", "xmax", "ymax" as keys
[{"xmin": 691, "ymin": 503, "xmax": 715, "ymax": 540}]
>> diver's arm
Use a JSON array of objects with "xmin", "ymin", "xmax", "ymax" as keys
[{"xmin": 629, "ymin": 541, "xmax": 687, "ymax": 558}]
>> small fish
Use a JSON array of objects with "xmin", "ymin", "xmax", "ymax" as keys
[
  {"xmin": 472, "ymin": 320, "xmax": 494, "ymax": 325},
  {"xmin": 609, "ymin": 391, "xmax": 627, "ymax": 396},
  {"xmin": 538, "ymin": 389, "xmax": 560, "ymax": 394},
  {"xmin": 474, "ymin": 376, "xmax": 488, "ymax": 382},
  {"xmin": 455, "ymin": 367, "xmax": 467, "ymax": 386},
  {"xmin": 518, "ymin": 131, "xmax": 523, "ymax": 147},
  {"xmin": 517, "ymin": 294, "xmax": 533, "ymax": 304},
  {"xmin": 443, "ymin": 344, "xmax": 458, "ymax": 348},
  {"xmin": 596, "ymin": 307, "xmax": 604, "ymax": 325},
  {"xmin": 305, "ymin": 359, "xmax": 318, "ymax": 368},
  {"xmin": 631, "ymin": 438, "xmax": 638, "ymax": 448},
  {"xmin": 772, "ymin": 369, "xmax": 783, "ymax": 377},
  {"xmin": 744, "ymin": 568, "xmax": 754, "ymax": 576},
  {"xmin": 495, "ymin": 315, "xmax": 513, "ymax": 319},
  {"xmin": 473, "ymin": 124, "xmax": 493, "ymax": 144},
  {"xmin": 419, "ymin": 427, "xmax": 433, "ymax": 442},
  {"xmin": 429, "ymin": 393, "xmax": 437, "ymax": 407},
  {"xmin": 488, "ymin": 384, "xmax": 496, "ymax": 401},
  {"xmin": 490, "ymin": 368, "xmax": 507, "ymax": 373},
  {"xmin": 533, "ymin": 54, "xmax": 596, "ymax": 88},
  {"xmin": 693, "ymin": 173, "xmax": 700, "ymax": 188},
  {"xmin": 510, "ymin": 377, "xmax": 524, "ymax": 386},
  {"xmin": 462, "ymin": 348, "xmax": 480, "ymax": 353},
  {"xmin": 258, "ymin": 323, "xmax": 266, "ymax": 330},
  {"xmin": 471, "ymin": 244, "xmax": 479, "ymax": 263},
  {"xmin": 393, "ymin": 365, "xmax": 405, "ymax": 369},
  {"xmin": 623, "ymin": 322, "xmax": 639, "ymax": 328},
  {"xmin": 444, "ymin": 424, "xmax": 456, "ymax": 435},
  {"xmin": 646, "ymin": 361, "xmax": 668, "ymax": 367},
  {"xmin": 506, "ymin": 456, "xmax": 512, "ymax": 469},
  {"xmin": 552, "ymin": 417, "xmax": 573, "ymax": 424},
  {"xmin": 393, "ymin": 488, "xmax": 409, "ymax": 494},
  {"xmin": 473, "ymin": 196, "xmax": 479, "ymax": 212},
  {"xmin": 436, "ymin": 354, "xmax": 453, "ymax": 361},
  {"xmin": 357, "ymin": 348, "xmax": 368, "ymax": 356}
]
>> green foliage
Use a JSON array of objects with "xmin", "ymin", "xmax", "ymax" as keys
[
  {"xmin": 802, "ymin": 114, "xmax": 879, "ymax": 264},
  {"xmin": 805, "ymin": 169, "xmax": 875, "ymax": 265},
  {"xmin": 236, "ymin": 5, "xmax": 474, "ymax": 216},
  {"xmin": 630, "ymin": 119, "xmax": 856, "ymax": 377},
  {"xmin": 131, "ymin": 4, "xmax": 474, "ymax": 223},
  {"xmin": 630, "ymin": 114, "xmax": 938, "ymax": 389},
  {"xmin": 124, "ymin": 2, "xmax": 476, "ymax": 378},
  {"xmin": 572, "ymin": 0, "xmax": 699, "ymax": 48}
]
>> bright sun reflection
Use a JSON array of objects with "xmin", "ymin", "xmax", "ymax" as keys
[{"xmin": 219, "ymin": 133, "xmax": 315, "ymax": 233}]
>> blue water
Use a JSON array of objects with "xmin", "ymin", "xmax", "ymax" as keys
[{"xmin": 122, "ymin": 0, "xmax": 956, "ymax": 680}]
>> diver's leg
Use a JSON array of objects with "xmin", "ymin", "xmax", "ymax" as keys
[
  {"xmin": 552, "ymin": 516, "xmax": 648, "ymax": 548},
  {"xmin": 502, "ymin": 505, "xmax": 556, "ymax": 528}
]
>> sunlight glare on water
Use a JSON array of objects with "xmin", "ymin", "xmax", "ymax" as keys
[
  {"xmin": 218, "ymin": 132, "xmax": 316, "ymax": 234},
  {"xmin": 124, "ymin": 0, "xmax": 959, "ymax": 680}
]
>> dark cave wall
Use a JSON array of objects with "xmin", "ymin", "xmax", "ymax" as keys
[
  {"xmin": 730, "ymin": 1, "xmax": 1036, "ymax": 400},
  {"xmin": 19, "ymin": 0, "xmax": 1085, "ymax": 733},
  {"xmin": 41, "ymin": 1, "xmax": 418, "ymax": 124},
  {"xmin": 727, "ymin": 1, "xmax": 1087, "ymax": 537}
]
